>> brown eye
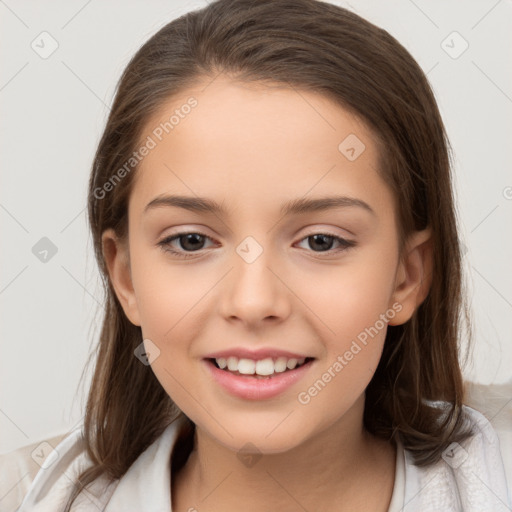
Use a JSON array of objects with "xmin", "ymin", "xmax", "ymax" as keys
[
  {"xmin": 296, "ymin": 233, "xmax": 356, "ymax": 254},
  {"xmin": 174, "ymin": 233, "xmax": 207, "ymax": 251},
  {"xmin": 157, "ymin": 231, "xmax": 215, "ymax": 258}
]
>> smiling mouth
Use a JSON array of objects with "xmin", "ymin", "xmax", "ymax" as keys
[{"xmin": 207, "ymin": 357, "xmax": 315, "ymax": 378}]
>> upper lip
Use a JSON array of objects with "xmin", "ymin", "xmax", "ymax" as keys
[{"xmin": 203, "ymin": 348, "xmax": 314, "ymax": 360}]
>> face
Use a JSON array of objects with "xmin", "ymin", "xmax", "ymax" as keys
[{"xmin": 103, "ymin": 75, "xmax": 430, "ymax": 454}]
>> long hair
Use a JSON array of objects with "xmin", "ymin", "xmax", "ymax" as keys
[{"xmin": 65, "ymin": 0, "xmax": 473, "ymax": 508}]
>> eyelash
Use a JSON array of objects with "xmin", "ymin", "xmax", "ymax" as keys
[{"xmin": 157, "ymin": 231, "xmax": 356, "ymax": 259}]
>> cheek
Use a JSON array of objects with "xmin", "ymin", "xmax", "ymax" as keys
[
  {"xmin": 129, "ymin": 250, "xmax": 211, "ymax": 407},
  {"xmin": 296, "ymin": 254, "xmax": 397, "ymax": 338},
  {"xmin": 295, "ymin": 266, "xmax": 394, "ymax": 424},
  {"xmin": 130, "ymin": 246, "xmax": 208, "ymax": 337},
  {"xmin": 292, "ymin": 248, "xmax": 398, "ymax": 401}
]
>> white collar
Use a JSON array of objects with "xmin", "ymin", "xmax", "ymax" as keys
[{"xmin": 18, "ymin": 405, "xmax": 511, "ymax": 511}]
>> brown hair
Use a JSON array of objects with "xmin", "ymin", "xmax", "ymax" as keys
[{"xmin": 65, "ymin": 0, "xmax": 473, "ymax": 508}]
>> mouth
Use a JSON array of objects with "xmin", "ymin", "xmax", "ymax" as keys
[
  {"xmin": 202, "ymin": 356, "xmax": 316, "ymax": 400},
  {"xmin": 205, "ymin": 356, "xmax": 315, "ymax": 378}
]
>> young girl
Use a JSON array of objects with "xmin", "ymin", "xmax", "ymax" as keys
[{"xmin": 16, "ymin": 0, "xmax": 510, "ymax": 510}]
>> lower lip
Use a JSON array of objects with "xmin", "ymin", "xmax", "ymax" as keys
[{"xmin": 202, "ymin": 358, "xmax": 315, "ymax": 400}]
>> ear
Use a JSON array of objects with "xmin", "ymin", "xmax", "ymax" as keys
[
  {"xmin": 388, "ymin": 228, "xmax": 433, "ymax": 326},
  {"xmin": 101, "ymin": 228, "xmax": 141, "ymax": 326}
]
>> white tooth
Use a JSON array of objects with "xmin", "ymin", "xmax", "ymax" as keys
[
  {"xmin": 219, "ymin": 356, "xmax": 308, "ymax": 375},
  {"xmin": 237, "ymin": 358, "xmax": 256, "ymax": 374},
  {"xmin": 274, "ymin": 357, "xmax": 288, "ymax": 373},
  {"xmin": 255, "ymin": 358, "xmax": 275, "ymax": 375},
  {"xmin": 227, "ymin": 356, "xmax": 239, "ymax": 371},
  {"xmin": 286, "ymin": 358, "xmax": 298, "ymax": 370}
]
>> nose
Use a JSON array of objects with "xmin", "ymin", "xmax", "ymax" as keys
[{"xmin": 218, "ymin": 244, "xmax": 292, "ymax": 327}]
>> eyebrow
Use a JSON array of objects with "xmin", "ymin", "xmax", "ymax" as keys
[{"xmin": 143, "ymin": 194, "xmax": 376, "ymax": 217}]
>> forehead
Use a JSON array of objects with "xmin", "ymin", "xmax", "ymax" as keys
[{"xmin": 129, "ymin": 75, "xmax": 392, "ymax": 219}]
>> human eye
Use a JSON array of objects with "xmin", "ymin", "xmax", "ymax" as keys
[
  {"xmin": 157, "ymin": 231, "xmax": 217, "ymax": 259},
  {"xmin": 295, "ymin": 231, "xmax": 356, "ymax": 256},
  {"xmin": 157, "ymin": 229, "xmax": 356, "ymax": 260}
]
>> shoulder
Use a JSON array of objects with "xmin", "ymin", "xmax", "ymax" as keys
[
  {"xmin": 401, "ymin": 404, "xmax": 512, "ymax": 512},
  {"xmin": 6, "ymin": 426, "xmax": 116, "ymax": 512},
  {"xmin": 8, "ymin": 415, "xmax": 190, "ymax": 511},
  {"xmin": 0, "ymin": 432, "xmax": 67, "ymax": 511}
]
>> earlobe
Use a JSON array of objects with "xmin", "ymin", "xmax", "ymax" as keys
[
  {"xmin": 101, "ymin": 228, "xmax": 141, "ymax": 326},
  {"xmin": 388, "ymin": 228, "xmax": 433, "ymax": 326}
]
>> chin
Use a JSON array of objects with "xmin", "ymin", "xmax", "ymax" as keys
[{"xmin": 202, "ymin": 420, "xmax": 309, "ymax": 455}]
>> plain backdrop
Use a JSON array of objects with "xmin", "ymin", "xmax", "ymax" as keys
[{"xmin": 1, "ymin": 0, "xmax": 511, "ymax": 454}]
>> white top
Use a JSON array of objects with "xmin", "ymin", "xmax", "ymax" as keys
[{"xmin": 15, "ymin": 405, "xmax": 511, "ymax": 511}]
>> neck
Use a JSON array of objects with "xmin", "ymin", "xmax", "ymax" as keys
[{"xmin": 171, "ymin": 395, "xmax": 396, "ymax": 512}]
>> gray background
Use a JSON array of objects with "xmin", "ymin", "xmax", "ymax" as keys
[{"xmin": 1, "ymin": 0, "xmax": 511, "ymax": 454}]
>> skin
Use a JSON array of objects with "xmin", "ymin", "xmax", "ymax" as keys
[{"xmin": 102, "ymin": 75, "xmax": 433, "ymax": 512}]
